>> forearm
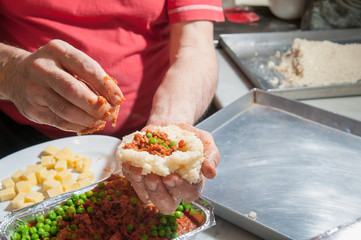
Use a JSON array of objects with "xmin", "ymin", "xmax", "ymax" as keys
[{"xmin": 148, "ymin": 21, "xmax": 218, "ymax": 126}]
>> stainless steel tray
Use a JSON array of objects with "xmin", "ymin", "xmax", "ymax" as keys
[
  {"xmin": 197, "ymin": 89, "xmax": 361, "ymax": 240},
  {"xmin": 219, "ymin": 28, "xmax": 361, "ymax": 100}
]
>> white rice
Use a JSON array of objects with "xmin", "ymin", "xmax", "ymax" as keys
[{"xmin": 116, "ymin": 125, "xmax": 204, "ymax": 184}]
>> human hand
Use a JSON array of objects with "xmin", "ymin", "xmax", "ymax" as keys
[
  {"xmin": 122, "ymin": 123, "xmax": 220, "ymax": 214},
  {"xmin": 0, "ymin": 40, "xmax": 124, "ymax": 133}
]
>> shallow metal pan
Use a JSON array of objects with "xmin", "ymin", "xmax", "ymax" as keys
[
  {"xmin": 197, "ymin": 89, "xmax": 361, "ymax": 239},
  {"xmin": 219, "ymin": 28, "xmax": 361, "ymax": 100}
]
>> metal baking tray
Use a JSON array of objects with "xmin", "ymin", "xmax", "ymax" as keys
[
  {"xmin": 219, "ymin": 28, "xmax": 361, "ymax": 100},
  {"xmin": 197, "ymin": 89, "xmax": 361, "ymax": 240}
]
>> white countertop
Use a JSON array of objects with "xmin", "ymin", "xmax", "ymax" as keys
[{"xmin": 196, "ymin": 48, "xmax": 361, "ymax": 240}]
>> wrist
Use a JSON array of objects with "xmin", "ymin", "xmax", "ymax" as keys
[{"xmin": 0, "ymin": 44, "xmax": 29, "ymax": 100}]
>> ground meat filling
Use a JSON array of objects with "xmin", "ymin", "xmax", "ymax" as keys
[
  {"xmin": 123, "ymin": 131, "xmax": 186, "ymax": 158},
  {"xmin": 55, "ymin": 175, "xmax": 200, "ymax": 240}
]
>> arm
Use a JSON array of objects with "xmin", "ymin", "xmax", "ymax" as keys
[
  {"xmin": 123, "ymin": 21, "xmax": 220, "ymax": 214},
  {"xmin": 0, "ymin": 40, "xmax": 123, "ymax": 133},
  {"xmin": 147, "ymin": 20, "xmax": 218, "ymax": 125}
]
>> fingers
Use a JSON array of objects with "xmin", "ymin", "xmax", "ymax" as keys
[
  {"xmin": 162, "ymin": 174, "xmax": 204, "ymax": 203},
  {"xmin": 144, "ymin": 174, "xmax": 181, "ymax": 215},
  {"xmin": 175, "ymin": 123, "xmax": 220, "ymax": 179},
  {"xmin": 44, "ymin": 40, "xmax": 124, "ymax": 106},
  {"xmin": 122, "ymin": 163, "xmax": 149, "ymax": 204}
]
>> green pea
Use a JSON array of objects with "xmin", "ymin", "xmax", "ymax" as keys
[
  {"xmin": 158, "ymin": 229, "xmax": 165, "ymax": 237},
  {"xmin": 177, "ymin": 204, "xmax": 184, "ymax": 212},
  {"xmin": 130, "ymin": 197, "xmax": 137, "ymax": 205},
  {"xmin": 17, "ymin": 224, "xmax": 29, "ymax": 234},
  {"xmin": 31, "ymin": 234, "xmax": 39, "ymax": 240},
  {"xmin": 37, "ymin": 228, "xmax": 45, "ymax": 236},
  {"xmin": 149, "ymin": 138, "xmax": 157, "ymax": 144},
  {"xmin": 170, "ymin": 223, "xmax": 178, "ymax": 231},
  {"xmin": 160, "ymin": 217, "xmax": 167, "ymax": 225},
  {"xmin": 55, "ymin": 208, "xmax": 64, "ymax": 216},
  {"xmin": 79, "ymin": 193, "xmax": 87, "ymax": 200},
  {"xmin": 169, "ymin": 141, "xmax": 175, "ymax": 147},
  {"xmin": 61, "ymin": 212, "xmax": 69, "ymax": 220},
  {"xmin": 87, "ymin": 207, "xmax": 94, "ymax": 213},
  {"xmin": 169, "ymin": 215, "xmax": 177, "ymax": 223},
  {"xmin": 36, "ymin": 222, "xmax": 44, "ymax": 230},
  {"xmin": 149, "ymin": 225, "xmax": 157, "ymax": 232},
  {"xmin": 98, "ymin": 191, "xmax": 104, "ymax": 198},
  {"xmin": 85, "ymin": 191, "xmax": 93, "ymax": 198},
  {"xmin": 50, "ymin": 221, "xmax": 58, "ymax": 227},
  {"xmin": 29, "ymin": 226, "xmax": 37, "ymax": 235},
  {"xmin": 66, "ymin": 199, "xmax": 73, "ymax": 206},
  {"xmin": 146, "ymin": 132, "xmax": 152, "ymax": 138},
  {"xmin": 43, "ymin": 232, "xmax": 50, "ymax": 238},
  {"xmin": 174, "ymin": 211, "xmax": 182, "ymax": 218},
  {"xmin": 126, "ymin": 224, "xmax": 134, "ymax": 231},
  {"xmin": 55, "ymin": 216, "xmax": 63, "ymax": 221},
  {"xmin": 21, "ymin": 235, "xmax": 31, "ymax": 240},
  {"xmin": 62, "ymin": 205, "xmax": 69, "ymax": 212},
  {"xmin": 156, "ymin": 213, "xmax": 163, "ymax": 218},
  {"xmin": 98, "ymin": 182, "xmax": 105, "ymax": 189},
  {"xmin": 43, "ymin": 224, "xmax": 51, "ymax": 232},
  {"xmin": 11, "ymin": 232, "xmax": 21, "ymax": 240},
  {"xmin": 67, "ymin": 206, "xmax": 76, "ymax": 214},
  {"xmin": 76, "ymin": 199, "xmax": 84, "ymax": 206},
  {"xmin": 70, "ymin": 224, "xmax": 77, "ymax": 231},
  {"xmin": 49, "ymin": 226, "xmax": 58, "ymax": 235},
  {"xmin": 77, "ymin": 206, "xmax": 85, "ymax": 214},
  {"xmin": 171, "ymin": 232, "xmax": 179, "ymax": 238},
  {"xmin": 140, "ymin": 236, "xmax": 148, "ymax": 240},
  {"xmin": 44, "ymin": 219, "xmax": 52, "ymax": 225},
  {"xmin": 93, "ymin": 236, "xmax": 100, "ymax": 240},
  {"xmin": 106, "ymin": 195, "xmax": 112, "ymax": 201},
  {"xmin": 71, "ymin": 194, "xmax": 79, "ymax": 202},
  {"xmin": 115, "ymin": 191, "xmax": 121, "ymax": 197},
  {"xmin": 150, "ymin": 230, "xmax": 158, "ymax": 237},
  {"xmin": 36, "ymin": 214, "xmax": 45, "ymax": 223}
]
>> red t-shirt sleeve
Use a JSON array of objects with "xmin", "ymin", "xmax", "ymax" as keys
[{"xmin": 167, "ymin": 0, "xmax": 225, "ymax": 23}]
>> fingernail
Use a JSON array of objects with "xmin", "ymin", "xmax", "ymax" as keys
[
  {"xmin": 147, "ymin": 181, "xmax": 158, "ymax": 191},
  {"xmin": 114, "ymin": 94, "xmax": 125, "ymax": 105},
  {"xmin": 163, "ymin": 179, "xmax": 176, "ymax": 188},
  {"xmin": 133, "ymin": 175, "xmax": 143, "ymax": 183}
]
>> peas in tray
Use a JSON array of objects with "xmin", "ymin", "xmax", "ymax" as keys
[{"xmin": 0, "ymin": 174, "xmax": 215, "ymax": 240}]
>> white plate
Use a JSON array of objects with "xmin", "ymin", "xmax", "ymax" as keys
[{"xmin": 0, "ymin": 135, "xmax": 121, "ymax": 221}]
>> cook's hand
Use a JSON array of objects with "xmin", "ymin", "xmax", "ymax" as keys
[
  {"xmin": 0, "ymin": 40, "xmax": 124, "ymax": 133},
  {"xmin": 122, "ymin": 123, "xmax": 220, "ymax": 214}
]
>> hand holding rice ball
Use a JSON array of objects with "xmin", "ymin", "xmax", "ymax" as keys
[{"xmin": 117, "ymin": 123, "xmax": 220, "ymax": 214}]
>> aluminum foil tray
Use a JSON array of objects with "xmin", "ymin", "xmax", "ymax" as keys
[
  {"xmin": 197, "ymin": 89, "xmax": 361, "ymax": 240},
  {"xmin": 0, "ymin": 174, "xmax": 215, "ymax": 240},
  {"xmin": 219, "ymin": 28, "xmax": 361, "ymax": 100}
]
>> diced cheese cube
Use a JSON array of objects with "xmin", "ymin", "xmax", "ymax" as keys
[
  {"xmin": 12, "ymin": 192, "xmax": 26, "ymax": 209},
  {"xmin": 41, "ymin": 155, "xmax": 56, "ymax": 169},
  {"xmin": 42, "ymin": 170, "xmax": 57, "ymax": 182},
  {"xmin": 54, "ymin": 159, "xmax": 67, "ymax": 172},
  {"xmin": 20, "ymin": 171, "xmax": 37, "ymax": 187},
  {"xmin": 54, "ymin": 148, "xmax": 72, "ymax": 162},
  {"xmin": 21, "ymin": 202, "xmax": 34, "ymax": 208},
  {"xmin": 43, "ymin": 145, "xmax": 59, "ymax": 156},
  {"xmin": 43, "ymin": 179, "xmax": 61, "ymax": 191},
  {"xmin": 75, "ymin": 158, "xmax": 91, "ymax": 173},
  {"xmin": 1, "ymin": 177, "xmax": 15, "ymax": 189},
  {"xmin": 54, "ymin": 170, "xmax": 73, "ymax": 183},
  {"xmin": 70, "ymin": 154, "xmax": 84, "ymax": 168},
  {"xmin": 77, "ymin": 171, "xmax": 94, "ymax": 182},
  {"xmin": 47, "ymin": 184, "xmax": 63, "ymax": 198},
  {"xmin": 25, "ymin": 191, "xmax": 44, "ymax": 203},
  {"xmin": 77, "ymin": 178, "xmax": 93, "ymax": 188},
  {"xmin": 63, "ymin": 181, "xmax": 79, "ymax": 193},
  {"xmin": 15, "ymin": 181, "xmax": 31, "ymax": 194},
  {"xmin": 12, "ymin": 170, "xmax": 25, "ymax": 183},
  {"xmin": 0, "ymin": 188, "xmax": 16, "ymax": 202},
  {"xmin": 33, "ymin": 166, "xmax": 47, "ymax": 184}
]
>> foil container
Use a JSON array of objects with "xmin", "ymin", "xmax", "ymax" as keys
[{"xmin": 0, "ymin": 175, "xmax": 216, "ymax": 240}]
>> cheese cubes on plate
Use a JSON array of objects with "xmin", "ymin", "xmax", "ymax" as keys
[{"xmin": 0, "ymin": 145, "xmax": 95, "ymax": 210}]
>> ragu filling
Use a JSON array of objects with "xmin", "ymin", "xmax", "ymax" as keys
[{"xmin": 123, "ymin": 131, "xmax": 186, "ymax": 157}]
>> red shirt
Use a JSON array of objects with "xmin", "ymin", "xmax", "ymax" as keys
[{"xmin": 0, "ymin": 0, "xmax": 224, "ymax": 139}]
